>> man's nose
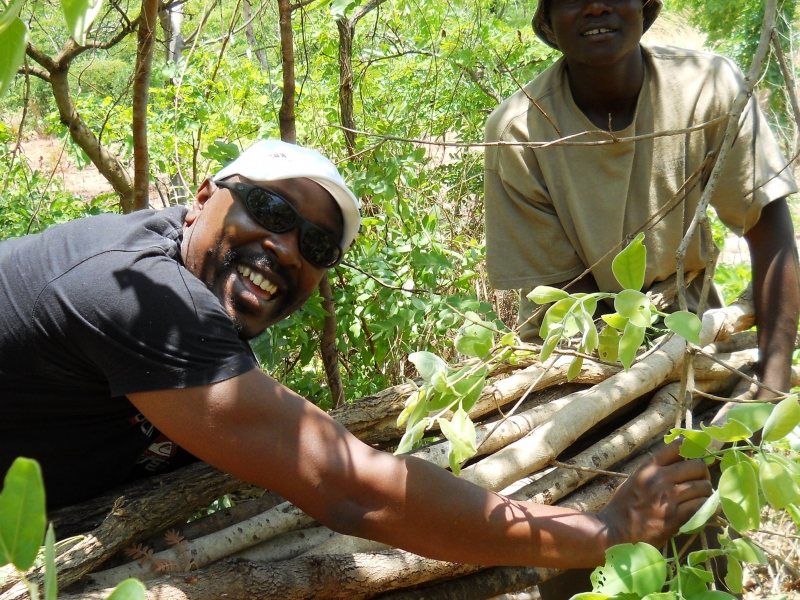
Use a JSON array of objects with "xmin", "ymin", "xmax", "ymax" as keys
[
  {"xmin": 583, "ymin": 0, "xmax": 613, "ymax": 16},
  {"xmin": 263, "ymin": 229, "xmax": 303, "ymax": 269}
]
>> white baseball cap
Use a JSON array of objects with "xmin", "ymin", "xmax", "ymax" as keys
[{"xmin": 213, "ymin": 140, "xmax": 362, "ymax": 251}]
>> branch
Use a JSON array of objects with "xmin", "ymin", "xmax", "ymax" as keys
[
  {"xmin": 289, "ymin": 0, "xmax": 319, "ymax": 9},
  {"xmin": 25, "ymin": 43, "xmax": 56, "ymax": 72},
  {"xmin": 675, "ymin": 0, "xmax": 777, "ymax": 309},
  {"xmin": 16, "ymin": 64, "xmax": 50, "ymax": 82},
  {"xmin": 348, "ymin": 0, "xmax": 389, "ymax": 28},
  {"xmin": 57, "ymin": 14, "xmax": 141, "ymax": 64},
  {"xmin": 183, "ymin": 0, "xmax": 218, "ymax": 46},
  {"xmin": 131, "ymin": 0, "xmax": 160, "ymax": 213}
]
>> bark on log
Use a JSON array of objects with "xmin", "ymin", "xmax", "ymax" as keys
[
  {"xmin": 135, "ymin": 491, "xmax": 284, "ymax": 555},
  {"xmin": 234, "ymin": 525, "xmax": 336, "ymax": 562},
  {"xmin": 64, "ymin": 551, "xmax": 482, "ymax": 600},
  {"xmin": 459, "ymin": 297, "xmax": 754, "ymax": 493},
  {"xmin": 0, "ymin": 463, "xmax": 244, "ymax": 598},
  {"xmin": 509, "ymin": 376, "xmax": 739, "ymax": 505},
  {"xmin": 375, "ymin": 567, "xmax": 563, "ymax": 600},
  {"xmin": 87, "ymin": 503, "xmax": 314, "ymax": 586}
]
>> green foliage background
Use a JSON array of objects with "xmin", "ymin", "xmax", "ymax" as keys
[{"xmin": 0, "ymin": 0, "xmax": 796, "ymax": 407}]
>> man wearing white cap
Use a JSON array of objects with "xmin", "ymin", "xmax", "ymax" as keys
[{"xmin": 0, "ymin": 140, "xmax": 711, "ymax": 569}]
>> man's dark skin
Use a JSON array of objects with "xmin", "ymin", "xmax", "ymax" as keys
[
  {"xmin": 542, "ymin": 0, "xmax": 800, "ymax": 400},
  {"xmin": 119, "ymin": 172, "xmax": 713, "ymax": 568}
]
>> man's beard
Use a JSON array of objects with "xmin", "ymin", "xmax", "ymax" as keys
[{"xmin": 216, "ymin": 246, "xmax": 297, "ymax": 340}]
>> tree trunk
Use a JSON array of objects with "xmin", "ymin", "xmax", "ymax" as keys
[
  {"xmin": 319, "ymin": 276, "xmax": 345, "ymax": 407},
  {"xmin": 158, "ymin": 2, "xmax": 184, "ymax": 64},
  {"xmin": 336, "ymin": 17, "xmax": 356, "ymax": 155},
  {"xmin": 131, "ymin": 0, "xmax": 159, "ymax": 212},
  {"xmin": 243, "ymin": 0, "xmax": 268, "ymax": 70},
  {"xmin": 277, "ymin": 0, "xmax": 296, "ymax": 143}
]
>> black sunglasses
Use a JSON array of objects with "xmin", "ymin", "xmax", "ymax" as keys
[{"xmin": 215, "ymin": 179, "xmax": 343, "ymax": 268}]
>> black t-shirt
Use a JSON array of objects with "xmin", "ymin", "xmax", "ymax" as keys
[{"xmin": 0, "ymin": 207, "xmax": 257, "ymax": 507}]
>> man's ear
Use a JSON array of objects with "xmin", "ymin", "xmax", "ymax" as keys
[{"xmin": 185, "ymin": 178, "xmax": 215, "ymax": 225}]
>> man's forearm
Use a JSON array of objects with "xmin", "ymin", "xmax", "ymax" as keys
[{"xmin": 745, "ymin": 198, "xmax": 800, "ymax": 397}]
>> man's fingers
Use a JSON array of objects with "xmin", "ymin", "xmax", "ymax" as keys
[
  {"xmin": 666, "ymin": 457, "xmax": 711, "ymax": 483},
  {"xmin": 675, "ymin": 495, "xmax": 712, "ymax": 526},
  {"xmin": 674, "ymin": 478, "xmax": 714, "ymax": 504},
  {"xmin": 652, "ymin": 440, "xmax": 682, "ymax": 466}
]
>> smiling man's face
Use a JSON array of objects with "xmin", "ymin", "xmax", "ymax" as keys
[
  {"xmin": 181, "ymin": 176, "xmax": 344, "ymax": 339},
  {"xmin": 548, "ymin": 0, "xmax": 644, "ymax": 67}
]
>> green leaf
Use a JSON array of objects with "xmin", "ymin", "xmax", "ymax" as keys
[
  {"xmin": 0, "ymin": 457, "xmax": 47, "ymax": 570},
  {"xmin": 601, "ymin": 312, "xmax": 629, "ymax": 330},
  {"xmin": 591, "ymin": 543, "xmax": 667, "ymax": 596},
  {"xmin": 701, "ymin": 419, "xmax": 753, "ymax": 443},
  {"xmin": 581, "ymin": 309, "xmax": 599, "ymax": 354},
  {"xmin": 619, "ymin": 321, "xmax": 645, "ymax": 370},
  {"xmin": 567, "ymin": 355, "xmax": 583, "ymax": 381},
  {"xmin": 643, "ymin": 593, "xmax": 676, "ymax": 600},
  {"xmin": 615, "ymin": 290, "xmax": 651, "ymax": 328},
  {"xmin": 408, "ymin": 351, "xmax": 447, "ymax": 383},
  {"xmin": 673, "ymin": 565, "xmax": 714, "ymax": 597},
  {"xmin": 439, "ymin": 409, "xmax": 476, "ymax": 476},
  {"xmin": 527, "ymin": 286, "xmax": 570, "ymax": 304},
  {"xmin": 450, "ymin": 367, "xmax": 488, "ymax": 413},
  {"xmin": 598, "ymin": 327, "xmax": 620, "ymax": 361},
  {"xmin": 759, "ymin": 456, "xmax": 800, "ymax": 510},
  {"xmin": 719, "ymin": 461, "xmax": 760, "ymax": 532},
  {"xmin": 687, "ymin": 549, "xmax": 725, "ymax": 568},
  {"xmin": 454, "ymin": 312, "xmax": 493, "ymax": 358},
  {"xmin": 61, "ymin": 0, "xmax": 104, "ymax": 46},
  {"xmin": 664, "ymin": 311, "xmax": 702, "ymax": 345},
  {"xmin": 728, "ymin": 538, "xmax": 767, "ymax": 564},
  {"xmin": 726, "ymin": 403, "xmax": 774, "ymax": 433},
  {"xmin": 500, "ymin": 332, "xmax": 516, "ymax": 346},
  {"xmin": 0, "ymin": 0, "xmax": 24, "ymax": 36},
  {"xmin": 612, "ymin": 232, "xmax": 647, "ymax": 291},
  {"xmin": 763, "ymin": 394, "xmax": 800, "ymax": 442},
  {"xmin": 679, "ymin": 490, "xmax": 719, "ymax": 533},
  {"xmin": 397, "ymin": 391, "xmax": 421, "ymax": 428},
  {"xmin": 0, "ymin": 17, "xmax": 27, "ymax": 100},
  {"xmin": 394, "ymin": 418, "xmax": 430, "ymax": 455},
  {"xmin": 105, "ymin": 579, "xmax": 147, "ymax": 600},
  {"xmin": 724, "ymin": 556, "xmax": 743, "ymax": 594},
  {"xmin": 684, "ymin": 592, "xmax": 738, "ymax": 600},
  {"xmin": 431, "ymin": 371, "xmax": 448, "ymax": 393},
  {"xmin": 44, "ymin": 524, "xmax": 56, "ymax": 600},
  {"xmin": 569, "ymin": 595, "xmax": 612, "ymax": 600},
  {"xmin": 540, "ymin": 332, "xmax": 560, "ymax": 363},
  {"xmin": 541, "ymin": 297, "xmax": 578, "ymax": 338},
  {"xmin": 665, "ymin": 428, "xmax": 713, "ymax": 459}
]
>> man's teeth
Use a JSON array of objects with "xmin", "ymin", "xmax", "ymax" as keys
[
  {"xmin": 583, "ymin": 28, "xmax": 613, "ymax": 36},
  {"xmin": 237, "ymin": 265, "xmax": 278, "ymax": 295}
]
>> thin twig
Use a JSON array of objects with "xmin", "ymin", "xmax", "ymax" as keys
[{"xmin": 549, "ymin": 460, "xmax": 628, "ymax": 479}]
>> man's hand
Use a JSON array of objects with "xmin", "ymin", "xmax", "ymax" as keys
[{"xmin": 598, "ymin": 442, "xmax": 712, "ymax": 549}]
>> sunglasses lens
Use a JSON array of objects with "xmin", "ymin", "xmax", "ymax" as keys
[
  {"xmin": 246, "ymin": 189, "xmax": 297, "ymax": 232},
  {"xmin": 235, "ymin": 183, "xmax": 342, "ymax": 268},
  {"xmin": 301, "ymin": 227, "xmax": 341, "ymax": 268}
]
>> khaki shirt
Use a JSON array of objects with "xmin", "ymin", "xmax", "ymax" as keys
[{"xmin": 484, "ymin": 43, "xmax": 797, "ymax": 340}]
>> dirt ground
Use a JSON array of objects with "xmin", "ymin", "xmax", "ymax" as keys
[{"xmin": 17, "ymin": 135, "xmax": 169, "ymax": 209}]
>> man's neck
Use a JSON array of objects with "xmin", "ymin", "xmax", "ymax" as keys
[{"xmin": 565, "ymin": 45, "xmax": 645, "ymax": 132}]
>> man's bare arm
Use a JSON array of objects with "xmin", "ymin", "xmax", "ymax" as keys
[
  {"xmin": 128, "ymin": 369, "xmax": 711, "ymax": 568},
  {"xmin": 744, "ymin": 197, "xmax": 800, "ymax": 397}
]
